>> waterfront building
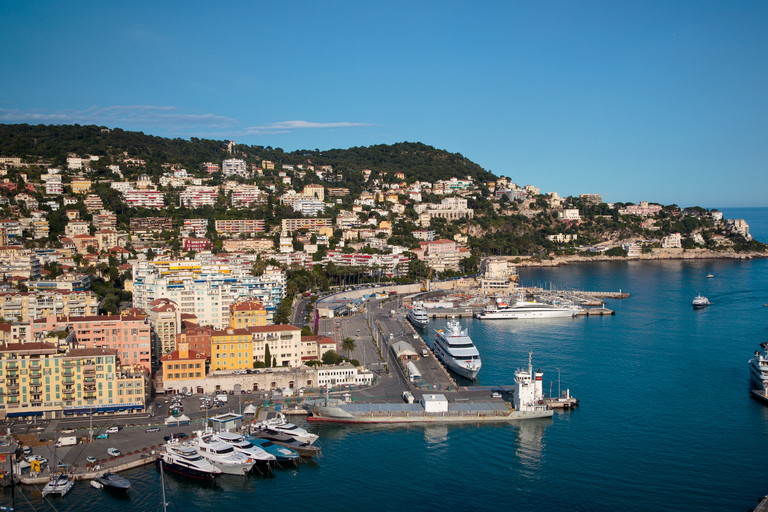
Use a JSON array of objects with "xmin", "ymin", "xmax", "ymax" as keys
[
  {"xmin": 661, "ymin": 233, "xmax": 682, "ymax": 249},
  {"xmin": 0, "ymin": 344, "xmax": 147, "ymax": 420},
  {"xmin": 479, "ymin": 257, "xmax": 518, "ymax": 295},
  {"xmin": 316, "ymin": 363, "xmax": 375, "ymax": 387},
  {"xmin": 411, "ymin": 239, "xmax": 470, "ymax": 273},
  {"xmin": 249, "ymin": 325, "xmax": 302, "ymax": 368}
]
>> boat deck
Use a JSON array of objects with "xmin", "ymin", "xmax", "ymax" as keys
[{"xmin": 317, "ymin": 401, "xmax": 511, "ymax": 415}]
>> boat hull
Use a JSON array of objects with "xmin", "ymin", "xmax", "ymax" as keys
[
  {"xmin": 156, "ymin": 457, "xmax": 217, "ymax": 481},
  {"xmin": 476, "ymin": 309, "xmax": 578, "ymax": 320},
  {"xmin": 304, "ymin": 403, "xmax": 553, "ymax": 424}
]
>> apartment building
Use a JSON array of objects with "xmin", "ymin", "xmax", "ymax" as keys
[
  {"xmin": 184, "ymin": 238, "xmax": 212, "ymax": 252},
  {"xmin": 281, "ymin": 218, "xmax": 332, "ymax": 234},
  {"xmin": 176, "ymin": 324, "xmax": 212, "ymax": 358},
  {"xmin": 130, "ymin": 217, "xmax": 172, "ymax": 234},
  {"xmin": 201, "ymin": 162, "xmax": 219, "ymax": 174},
  {"xmin": 0, "ymin": 344, "xmax": 146, "ymax": 420},
  {"xmin": 145, "ymin": 298, "xmax": 181, "ymax": 359},
  {"xmin": 0, "ymin": 290, "xmax": 98, "ymax": 322},
  {"xmin": 222, "ymin": 238, "xmax": 274, "ymax": 253},
  {"xmin": 33, "ymin": 219, "xmax": 49, "ymax": 239},
  {"xmin": 210, "ymin": 328, "xmax": 253, "ymax": 371},
  {"xmin": 228, "ymin": 300, "xmax": 267, "ymax": 329},
  {"xmin": 303, "ymin": 184, "xmax": 325, "ymax": 201},
  {"xmin": 231, "ymin": 186, "xmax": 268, "ymax": 208},
  {"xmin": 411, "ymin": 239, "xmax": 471, "ymax": 273},
  {"xmin": 249, "ymin": 325, "xmax": 302, "ymax": 368},
  {"xmin": 26, "ymin": 274, "xmax": 92, "ymax": 292},
  {"xmin": 70, "ymin": 178, "xmax": 91, "ymax": 194},
  {"xmin": 183, "ymin": 219, "xmax": 208, "ymax": 236},
  {"xmin": 215, "ymin": 219, "xmax": 265, "ymax": 235},
  {"xmin": 180, "ymin": 186, "xmax": 218, "ymax": 208},
  {"xmin": 84, "ymin": 194, "xmax": 104, "ymax": 213},
  {"xmin": 125, "ymin": 190, "xmax": 165, "ymax": 209},
  {"xmin": 94, "ymin": 213, "xmax": 117, "ymax": 230},
  {"xmin": 0, "ymin": 249, "xmax": 41, "ymax": 280},
  {"xmin": 31, "ymin": 314, "xmax": 152, "ymax": 371},
  {"xmin": 65, "ymin": 221, "xmax": 90, "ymax": 238},
  {"xmin": 160, "ymin": 342, "xmax": 207, "ymax": 393},
  {"xmin": 222, "ymin": 158, "xmax": 248, "ymax": 177}
]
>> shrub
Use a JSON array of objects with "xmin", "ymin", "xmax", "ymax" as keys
[{"xmin": 141, "ymin": 447, "xmax": 147, "ymax": 452}]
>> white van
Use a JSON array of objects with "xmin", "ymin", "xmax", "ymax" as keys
[{"xmin": 215, "ymin": 393, "xmax": 228, "ymax": 403}]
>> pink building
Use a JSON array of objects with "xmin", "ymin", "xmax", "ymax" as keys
[{"xmin": 32, "ymin": 314, "xmax": 152, "ymax": 370}]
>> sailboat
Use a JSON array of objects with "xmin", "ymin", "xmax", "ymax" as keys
[{"xmin": 42, "ymin": 444, "xmax": 74, "ymax": 497}]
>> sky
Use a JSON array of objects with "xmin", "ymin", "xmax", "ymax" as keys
[{"xmin": 1, "ymin": 1, "xmax": 767, "ymax": 207}]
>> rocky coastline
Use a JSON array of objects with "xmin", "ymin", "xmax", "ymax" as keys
[{"xmin": 511, "ymin": 248, "xmax": 768, "ymax": 267}]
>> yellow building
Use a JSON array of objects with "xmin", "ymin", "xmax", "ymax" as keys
[
  {"xmin": 0, "ymin": 344, "xmax": 146, "ymax": 420},
  {"xmin": 160, "ymin": 342, "xmax": 206, "ymax": 392},
  {"xmin": 70, "ymin": 178, "xmax": 92, "ymax": 195},
  {"xmin": 210, "ymin": 328, "xmax": 252, "ymax": 371},
  {"xmin": 228, "ymin": 300, "xmax": 267, "ymax": 329}
]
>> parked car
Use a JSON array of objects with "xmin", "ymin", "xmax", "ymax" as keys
[
  {"xmin": 27, "ymin": 455, "xmax": 48, "ymax": 464},
  {"xmin": 145, "ymin": 427, "xmax": 161, "ymax": 433},
  {"xmin": 22, "ymin": 446, "xmax": 31, "ymax": 456},
  {"xmin": 85, "ymin": 457, "xmax": 98, "ymax": 464},
  {"xmin": 163, "ymin": 433, "xmax": 188, "ymax": 442},
  {"xmin": 60, "ymin": 428, "xmax": 75, "ymax": 434},
  {"xmin": 106, "ymin": 426, "xmax": 119, "ymax": 434},
  {"xmin": 107, "ymin": 448, "xmax": 121, "ymax": 457},
  {"xmin": 96, "ymin": 433, "xmax": 109, "ymax": 439},
  {"xmin": 491, "ymin": 392, "xmax": 502, "ymax": 398}
]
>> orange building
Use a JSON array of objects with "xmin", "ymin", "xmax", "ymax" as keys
[
  {"xmin": 228, "ymin": 300, "xmax": 267, "ymax": 329},
  {"xmin": 160, "ymin": 343, "xmax": 206, "ymax": 391}
]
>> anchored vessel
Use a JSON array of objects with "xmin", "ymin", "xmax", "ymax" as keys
[
  {"xmin": 433, "ymin": 319, "xmax": 481, "ymax": 380},
  {"xmin": 304, "ymin": 354, "xmax": 552, "ymax": 424},
  {"xmin": 190, "ymin": 432, "xmax": 256, "ymax": 475},
  {"xmin": 406, "ymin": 305, "xmax": 429, "ymax": 329},
  {"xmin": 692, "ymin": 295, "xmax": 710, "ymax": 309},
  {"xmin": 42, "ymin": 473, "xmax": 74, "ymax": 497},
  {"xmin": 93, "ymin": 472, "xmax": 131, "ymax": 492},
  {"xmin": 749, "ymin": 342, "xmax": 768, "ymax": 391},
  {"xmin": 476, "ymin": 298, "xmax": 581, "ymax": 320},
  {"xmin": 254, "ymin": 412, "xmax": 319, "ymax": 445},
  {"xmin": 157, "ymin": 443, "xmax": 222, "ymax": 480},
  {"xmin": 211, "ymin": 430, "xmax": 275, "ymax": 472}
]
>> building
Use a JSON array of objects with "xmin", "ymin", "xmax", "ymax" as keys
[
  {"xmin": 281, "ymin": 218, "xmax": 332, "ymax": 234},
  {"xmin": 231, "ymin": 186, "xmax": 268, "ymax": 208},
  {"xmin": 176, "ymin": 324, "xmax": 212, "ymax": 358},
  {"xmin": 215, "ymin": 219, "xmax": 266, "ymax": 235},
  {"xmin": 579, "ymin": 194, "xmax": 603, "ymax": 204},
  {"xmin": 316, "ymin": 363, "xmax": 374, "ymax": 387},
  {"xmin": 26, "ymin": 274, "xmax": 92, "ymax": 292},
  {"xmin": 560, "ymin": 209, "xmax": 581, "ymax": 221},
  {"xmin": 84, "ymin": 194, "xmax": 104, "ymax": 213},
  {"xmin": 130, "ymin": 217, "xmax": 173, "ymax": 234},
  {"xmin": 184, "ymin": 238, "xmax": 213, "ymax": 252},
  {"xmin": 125, "ymin": 190, "xmax": 165, "ymax": 209},
  {"xmin": 201, "ymin": 162, "xmax": 219, "ymax": 174},
  {"xmin": 618, "ymin": 201, "xmax": 663, "ymax": 217},
  {"xmin": 249, "ymin": 325, "xmax": 302, "ymax": 368},
  {"xmin": 479, "ymin": 257, "xmax": 518, "ymax": 295},
  {"xmin": 0, "ymin": 344, "xmax": 146, "ymax": 419},
  {"xmin": 31, "ymin": 314, "xmax": 152, "ymax": 371},
  {"xmin": 411, "ymin": 239, "xmax": 470, "ymax": 273},
  {"xmin": 33, "ymin": 219, "xmax": 49, "ymax": 239},
  {"xmin": 94, "ymin": 213, "xmax": 117, "ymax": 230},
  {"xmin": 180, "ymin": 186, "xmax": 218, "ymax": 208},
  {"xmin": 303, "ymin": 184, "xmax": 325, "ymax": 201},
  {"xmin": 70, "ymin": 178, "xmax": 91, "ymax": 194},
  {"xmin": 0, "ymin": 249, "xmax": 41, "ymax": 280},
  {"xmin": 210, "ymin": 328, "xmax": 253, "ymax": 371},
  {"xmin": 65, "ymin": 220, "xmax": 90, "ymax": 238},
  {"xmin": 95, "ymin": 229, "xmax": 118, "ymax": 250},
  {"xmin": 160, "ymin": 342, "xmax": 206, "ymax": 393},
  {"xmin": 661, "ymin": 233, "xmax": 682, "ymax": 249},
  {"xmin": 222, "ymin": 238, "xmax": 274, "ymax": 253},
  {"xmin": 146, "ymin": 298, "xmax": 181, "ymax": 359},
  {"xmin": 183, "ymin": 219, "xmax": 208, "ymax": 236},
  {"xmin": 222, "ymin": 159, "xmax": 248, "ymax": 178},
  {"xmin": 0, "ymin": 290, "xmax": 98, "ymax": 322},
  {"xmin": 228, "ymin": 300, "xmax": 267, "ymax": 329}
]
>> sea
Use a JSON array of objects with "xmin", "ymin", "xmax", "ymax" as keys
[{"xmin": 5, "ymin": 207, "xmax": 768, "ymax": 512}]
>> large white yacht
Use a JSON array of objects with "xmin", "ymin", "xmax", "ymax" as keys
[
  {"xmin": 406, "ymin": 305, "xmax": 429, "ymax": 329},
  {"xmin": 749, "ymin": 342, "xmax": 768, "ymax": 391},
  {"xmin": 254, "ymin": 412, "xmax": 319, "ymax": 445},
  {"xmin": 212, "ymin": 430, "xmax": 276, "ymax": 469},
  {"xmin": 476, "ymin": 298, "xmax": 580, "ymax": 320},
  {"xmin": 190, "ymin": 433, "xmax": 256, "ymax": 475},
  {"xmin": 433, "ymin": 319, "xmax": 481, "ymax": 380},
  {"xmin": 157, "ymin": 443, "xmax": 222, "ymax": 480}
]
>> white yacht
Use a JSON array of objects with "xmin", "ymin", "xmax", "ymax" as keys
[
  {"xmin": 157, "ymin": 443, "xmax": 222, "ymax": 480},
  {"xmin": 749, "ymin": 343, "xmax": 768, "ymax": 391},
  {"xmin": 255, "ymin": 412, "xmax": 319, "ymax": 445},
  {"xmin": 476, "ymin": 298, "xmax": 580, "ymax": 320},
  {"xmin": 433, "ymin": 319, "xmax": 481, "ymax": 380},
  {"xmin": 41, "ymin": 473, "xmax": 74, "ymax": 497},
  {"xmin": 189, "ymin": 433, "xmax": 255, "ymax": 475},
  {"xmin": 210, "ymin": 430, "xmax": 276, "ymax": 468},
  {"xmin": 406, "ymin": 305, "xmax": 429, "ymax": 329},
  {"xmin": 692, "ymin": 295, "xmax": 710, "ymax": 309}
]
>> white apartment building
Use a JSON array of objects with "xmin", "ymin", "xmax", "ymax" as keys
[
  {"xmin": 222, "ymin": 158, "xmax": 248, "ymax": 178},
  {"xmin": 250, "ymin": 325, "xmax": 302, "ymax": 367},
  {"xmin": 131, "ymin": 262, "xmax": 286, "ymax": 329},
  {"xmin": 125, "ymin": 190, "xmax": 165, "ymax": 208},
  {"xmin": 560, "ymin": 209, "xmax": 581, "ymax": 221},
  {"xmin": 661, "ymin": 233, "xmax": 682, "ymax": 249},
  {"xmin": 64, "ymin": 221, "xmax": 90, "ymax": 238},
  {"xmin": 231, "ymin": 186, "xmax": 267, "ymax": 208},
  {"xmin": 316, "ymin": 364, "xmax": 375, "ymax": 387},
  {"xmin": 180, "ymin": 186, "xmax": 218, "ymax": 208}
]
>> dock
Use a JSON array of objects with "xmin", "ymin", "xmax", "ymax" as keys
[{"xmin": 575, "ymin": 308, "xmax": 615, "ymax": 316}]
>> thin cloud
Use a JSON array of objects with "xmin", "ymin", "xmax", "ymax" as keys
[
  {"xmin": 0, "ymin": 105, "xmax": 237, "ymax": 130},
  {"xmin": 243, "ymin": 120, "xmax": 373, "ymax": 135}
]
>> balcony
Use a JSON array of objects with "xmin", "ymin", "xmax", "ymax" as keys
[
  {"xmin": 62, "ymin": 370, "xmax": 74, "ymax": 377},
  {"xmin": 6, "ymin": 370, "xmax": 18, "ymax": 378},
  {"xmin": 30, "ymin": 378, "xmax": 42, "ymax": 386},
  {"xmin": 29, "ymin": 369, "xmax": 42, "ymax": 378},
  {"xmin": 84, "ymin": 393, "xmax": 97, "ymax": 400},
  {"xmin": 29, "ymin": 361, "xmax": 41, "ymax": 369},
  {"xmin": 6, "ymin": 363, "xmax": 17, "ymax": 370},
  {"xmin": 62, "ymin": 361, "xmax": 75, "ymax": 368},
  {"xmin": 84, "ymin": 385, "xmax": 96, "ymax": 392},
  {"xmin": 63, "ymin": 378, "xmax": 74, "ymax": 384}
]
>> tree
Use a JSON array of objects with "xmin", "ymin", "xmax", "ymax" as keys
[
  {"xmin": 341, "ymin": 337, "xmax": 356, "ymax": 358},
  {"xmin": 264, "ymin": 344, "xmax": 272, "ymax": 368},
  {"xmin": 322, "ymin": 350, "xmax": 342, "ymax": 365}
]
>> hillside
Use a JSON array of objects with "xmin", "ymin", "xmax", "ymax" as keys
[{"xmin": 0, "ymin": 124, "xmax": 497, "ymax": 185}]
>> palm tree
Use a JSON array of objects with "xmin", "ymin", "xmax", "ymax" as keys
[{"xmin": 341, "ymin": 337, "xmax": 356, "ymax": 359}]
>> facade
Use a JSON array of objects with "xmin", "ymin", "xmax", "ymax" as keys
[
  {"xmin": 65, "ymin": 221, "xmax": 90, "ymax": 238},
  {"xmin": 316, "ymin": 363, "xmax": 375, "ymax": 387},
  {"xmin": 249, "ymin": 325, "xmax": 302, "ymax": 368},
  {"xmin": 176, "ymin": 324, "xmax": 212, "ymax": 358},
  {"xmin": 180, "ymin": 186, "xmax": 218, "ymax": 208},
  {"xmin": 222, "ymin": 158, "xmax": 248, "ymax": 178},
  {"xmin": 0, "ymin": 344, "xmax": 146, "ymax": 420},
  {"xmin": 125, "ymin": 190, "xmax": 165, "ymax": 208},
  {"xmin": 281, "ymin": 218, "xmax": 332, "ymax": 234},
  {"xmin": 0, "ymin": 290, "xmax": 98, "ymax": 322},
  {"xmin": 146, "ymin": 299, "xmax": 181, "ymax": 359},
  {"xmin": 222, "ymin": 238, "xmax": 274, "ymax": 253},
  {"xmin": 661, "ymin": 233, "xmax": 683, "ymax": 249},
  {"xmin": 210, "ymin": 328, "xmax": 253, "ymax": 371},
  {"xmin": 303, "ymin": 184, "xmax": 325, "ymax": 201},
  {"xmin": 183, "ymin": 238, "xmax": 213, "ymax": 252},
  {"xmin": 94, "ymin": 213, "xmax": 117, "ymax": 230},
  {"xmin": 0, "ymin": 249, "xmax": 42, "ymax": 280},
  {"xmin": 618, "ymin": 201, "xmax": 663, "ymax": 217},
  {"xmin": 130, "ymin": 217, "xmax": 172, "ymax": 234},
  {"xmin": 411, "ymin": 239, "xmax": 471, "ymax": 273},
  {"xmin": 231, "ymin": 186, "xmax": 268, "ymax": 208},
  {"xmin": 70, "ymin": 178, "xmax": 91, "ymax": 194},
  {"xmin": 31, "ymin": 314, "xmax": 152, "ymax": 371},
  {"xmin": 215, "ymin": 219, "xmax": 266, "ymax": 235},
  {"xmin": 84, "ymin": 194, "xmax": 104, "ymax": 213},
  {"xmin": 228, "ymin": 300, "xmax": 267, "ymax": 329},
  {"xmin": 160, "ymin": 343, "xmax": 206, "ymax": 392}
]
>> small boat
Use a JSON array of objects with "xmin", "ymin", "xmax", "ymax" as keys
[
  {"xmin": 42, "ymin": 473, "xmax": 74, "ymax": 497},
  {"xmin": 249, "ymin": 429, "xmax": 321, "ymax": 458},
  {"xmin": 692, "ymin": 295, "xmax": 710, "ymax": 309},
  {"xmin": 706, "ymin": 274, "xmax": 714, "ymax": 278},
  {"xmin": 246, "ymin": 436, "xmax": 300, "ymax": 468},
  {"xmin": 93, "ymin": 472, "xmax": 131, "ymax": 492}
]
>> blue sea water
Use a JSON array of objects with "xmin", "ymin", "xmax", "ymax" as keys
[{"xmin": 5, "ymin": 208, "xmax": 768, "ymax": 512}]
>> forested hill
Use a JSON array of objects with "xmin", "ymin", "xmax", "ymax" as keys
[{"xmin": 0, "ymin": 124, "xmax": 497, "ymax": 184}]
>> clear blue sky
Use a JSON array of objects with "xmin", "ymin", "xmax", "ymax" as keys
[{"xmin": 2, "ymin": 1, "xmax": 767, "ymax": 207}]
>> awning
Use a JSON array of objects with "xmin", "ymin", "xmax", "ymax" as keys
[
  {"xmin": 5, "ymin": 410, "xmax": 43, "ymax": 418},
  {"xmin": 63, "ymin": 405, "xmax": 143, "ymax": 415}
]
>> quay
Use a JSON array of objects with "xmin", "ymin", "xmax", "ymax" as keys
[
  {"xmin": 575, "ymin": 308, "xmax": 615, "ymax": 316},
  {"xmin": 19, "ymin": 453, "xmax": 158, "ymax": 485}
]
